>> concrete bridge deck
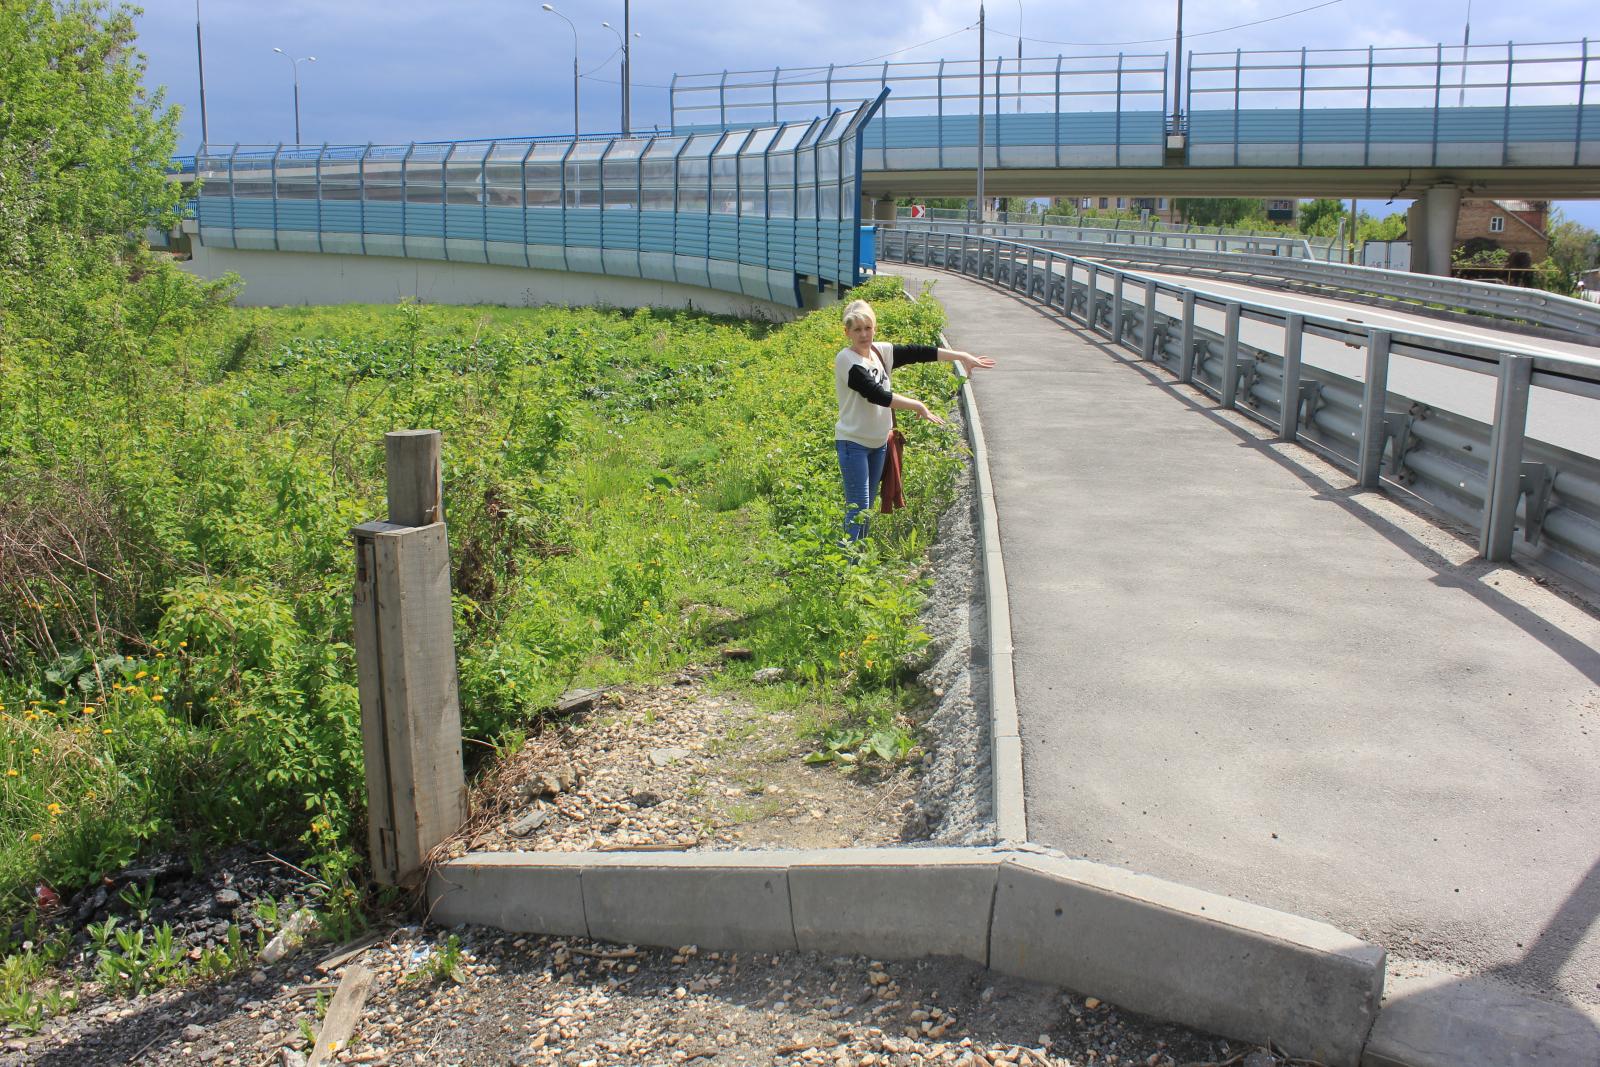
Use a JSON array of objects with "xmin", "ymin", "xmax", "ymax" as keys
[{"xmin": 894, "ymin": 264, "xmax": 1600, "ymax": 1028}]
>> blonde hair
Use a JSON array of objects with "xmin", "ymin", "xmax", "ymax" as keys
[{"xmin": 842, "ymin": 299, "xmax": 876, "ymax": 331}]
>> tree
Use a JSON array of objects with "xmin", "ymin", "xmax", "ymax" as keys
[
  {"xmin": 0, "ymin": 0, "xmax": 185, "ymax": 353},
  {"xmin": 1298, "ymin": 198, "xmax": 1345, "ymax": 237},
  {"xmin": 1543, "ymin": 207, "xmax": 1600, "ymax": 294},
  {"xmin": 1174, "ymin": 198, "xmax": 1267, "ymax": 227}
]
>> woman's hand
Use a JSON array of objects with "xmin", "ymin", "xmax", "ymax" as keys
[
  {"xmin": 957, "ymin": 351, "xmax": 995, "ymax": 372},
  {"xmin": 910, "ymin": 399, "xmax": 946, "ymax": 426}
]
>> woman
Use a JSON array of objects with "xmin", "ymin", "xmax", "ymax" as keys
[{"xmin": 833, "ymin": 299, "xmax": 995, "ymax": 542}]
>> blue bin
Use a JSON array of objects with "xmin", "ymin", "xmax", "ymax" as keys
[{"xmin": 858, "ymin": 224, "xmax": 877, "ymax": 275}]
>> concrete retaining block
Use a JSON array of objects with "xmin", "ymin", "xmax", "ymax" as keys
[
  {"xmin": 788, "ymin": 849, "xmax": 998, "ymax": 964},
  {"xmin": 425, "ymin": 852, "xmax": 588, "ymax": 936},
  {"xmin": 989, "ymin": 855, "xmax": 1384, "ymax": 1067},
  {"xmin": 581, "ymin": 853, "xmax": 797, "ymax": 953}
]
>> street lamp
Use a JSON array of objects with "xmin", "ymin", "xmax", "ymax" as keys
[
  {"xmin": 543, "ymin": 4, "xmax": 579, "ymax": 138},
  {"xmin": 1015, "ymin": 0, "xmax": 1023, "ymax": 114},
  {"xmin": 601, "ymin": 20, "xmax": 641, "ymax": 136},
  {"xmin": 271, "ymin": 47, "xmax": 316, "ymax": 144}
]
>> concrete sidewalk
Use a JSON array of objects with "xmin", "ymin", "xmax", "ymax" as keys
[{"xmin": 895, "ymin": 265, "xmax": 1600, "ymax": 1023}]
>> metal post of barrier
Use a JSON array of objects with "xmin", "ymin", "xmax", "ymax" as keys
[
  {"xmin": 1087, "ymin": 264, "xmax": 1101, "ymax": 333},
  {"xmin": 1279, "ymin": 314, "xmax": 1305, "ymax": 442},
  {"xmin": 1220, "ymin": 302, "xmax": 1242, "ymax": 407},
  {"xmin": 1178, "ymin": 291, "xmax": 1197, "ymax": 383},
  {"xmin": 1481, "ymin": 354, "xmax": 1534, "ymax": 561},
  {"xmin": 1357, "ymin": 329, "xmax": 1392, "ymax": 488},
  {"xmin": 1111, "ymin": 273, "xmax": 1126, "ymax": 344},
  {"xmin": 1046, "ymin": 252, "xmax": 1057, "ymax": 308},
  {"xmin": 1064, "ymin": 260, "xmax": 1078, "ymax": 320},
  {"xmin": 1141, "ymin": 279, "xmax": 1158, "ymax": 360}
]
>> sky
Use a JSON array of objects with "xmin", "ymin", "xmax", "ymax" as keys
[{"xmin": 131, "ymin": 0, "xmax": 1600, "ymax": 226}]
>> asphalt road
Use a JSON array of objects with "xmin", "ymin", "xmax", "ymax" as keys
[{"xmin": 893, "ymin": 264, "xmax": 1600, "ymax": 1018}]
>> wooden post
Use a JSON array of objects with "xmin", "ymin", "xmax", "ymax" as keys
[{"xmin": 353, "ymin": 430, "xmax": 467, "ymax": 886}]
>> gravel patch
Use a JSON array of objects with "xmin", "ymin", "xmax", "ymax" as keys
[
  {"xmin": 4, "ymin": 923, "xmax": 1281, "ymax": 1066},
  {"xmin": 907, "ymin": 417, "xmax": 996, "ymax": 846}
]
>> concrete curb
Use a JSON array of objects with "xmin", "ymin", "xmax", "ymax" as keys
[
  {"xmin": 426, "ymin": 847, "xmax": 1384, "ymax": 1066},
  {"xmin": 945, "ymin": 332, "xmax": 1028, "ymax": 844}
]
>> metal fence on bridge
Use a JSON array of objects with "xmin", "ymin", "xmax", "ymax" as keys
[
  {"xmin": 190, "ymin": 95, "xmax": 886, "ymax": 308},
  {"xmin": 675, "ymin": 39, "xmax": 1599, "ymax": 170},
  {"xmin": 880, "ymin": 227, "xmax": 1600, "ymax": 595}
]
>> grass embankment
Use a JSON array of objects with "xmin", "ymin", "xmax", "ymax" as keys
[{"xmin": 0, "ymin": 277, "xmax": 962, "ymax": 929}]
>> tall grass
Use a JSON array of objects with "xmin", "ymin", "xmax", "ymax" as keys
[{"xmin": 0, "ymin": 276, "xmax": 961, "ymax": 913}]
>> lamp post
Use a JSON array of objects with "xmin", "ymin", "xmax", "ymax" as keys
[
  {"xmin": 1015, "ymin": 0, "xmax": 1023, "ymax": 114},
  {"xmin": 601, "ymin": 20, "xmax": 641, "ymax": 136},
  {"xmin": 1173, "ymin": 0, "xmax": 1184, "ymax": 130},
  {"xmin": 195, "ymin": 0, "xmax": 209, "ymax": 145},
  {"xmin": 976, "ymin": 3, "xmax": 985, "ymax": 222},
  {"xmin": 543, "ymin": 4, "xmax": 580, "ymax": 138},
  {"xmin": 271, "ymin": 47, "xmax": 316, "ymax": 144}
]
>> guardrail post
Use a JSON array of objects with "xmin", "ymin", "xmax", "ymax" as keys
[
  {"xmin": 1357, "ymin": 329, "xmax": 1392, "ymax": 489},
  {"xmin": 1086, "ymin": 264, "xmax": 1101, "ymax": 333},
  {"xmin": 1279, "ymin": 314, "xmax": 1305, "ymax": 441},
  {"xmin": 1064, "ymin": 261, "xmax": 1079, "ymax": 321},
  {"xmin": 1141, "ymin": 279, "xmax": 1158, "ymax": 360},
  {"xmin": 1480, "ymin": 354, "xmax": 1534, "ymax": 561},
  {"xmin": 1220, "ymin": 302, "xmax": 1242, "ymax": 408},
  {"xmin": 353, "ymin": 430, "xmax": 468, "ymax": 887},
  {"xmin": 1178, "ymin": 291, "xmax": 1197, "ymax": 383},
  {"xmin": 1112, "ymin": 273, "xmax": 1125, "ymax": 343}
]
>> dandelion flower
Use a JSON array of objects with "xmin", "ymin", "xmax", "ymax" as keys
[
  {"xmin": 102, "ymin": 728, "xmax": 113, "ymax": 735},
  {"xmin": 31, "ymin": 748, "xmax": 41, "ymax": 755},
  {"xmin": 178, "ymin": 641, "xmax": 187, "ymax": 649},
  {"xmin": 5, "ymin": 769, "xmax": 17, "ymax": 777},
  {"xmin": 29, "ymin": 833, "xmax": 41, "ymax": 843},
  {"xmin": 135, "ymin": 671, "xmax": 148, "ymax": 680},
  {"xmin": 152, "ymin": 694, "xmax": 165, "ymax": 703},
  {"xmin": 155, "ymin": 653, "xmax": 165, "ymax": 660},
  {"xmin": 46, "ymin": 803, "xmax": 62, "ymax": 816},
  {"xmin": 82, "ymin": 705, "xmax": 94, "ymax": 715}
]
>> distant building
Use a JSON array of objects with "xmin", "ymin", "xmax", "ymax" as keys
[{"xmin": 1405, "ymin": 198, "xmax": 1550, "ymax": 276}]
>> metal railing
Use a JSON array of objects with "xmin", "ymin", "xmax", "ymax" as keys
[
  {"xmin": 889, "ymin": 221, "xmax": 1600, "ymax": 341},
  {"xmin": 902, "ymin": 206, "xmax": 1341, "ymax": 259},
  {"xmin": 1187, "ymin": 39, "xmax": 1599, "ymax": 167},
  {"xmin": 671, "ymin": 54, "xmax": 1167, "ymax": 128},
  {"xmin": 187, "ymin": 95, "xmax": 887, "ymax": 308},
  {"xmin": 880, "ymin": 227, "xmax": 1600, "ymax": 593},
  {"xmin": 891, "ymin": 216, "xmax": 1319, "ymax": 259}
]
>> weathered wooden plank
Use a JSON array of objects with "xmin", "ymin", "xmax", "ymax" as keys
[
  {"xmin": 386, "ymin": 429, "xmax": 443, "ymax": 526},
  {"xmin": 305, "ymin": 963, "xmax": 376, "ymax": 1067}
]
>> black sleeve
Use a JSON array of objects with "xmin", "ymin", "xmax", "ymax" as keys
[
  {"xmin": 891, "ymin": 344, "xmax": 940, "ymax": 367},
  {"xmin": 846, "ymin": 364, "xmax": 894, "ymax": 407}
]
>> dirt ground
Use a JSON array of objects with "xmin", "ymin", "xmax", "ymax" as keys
[
  {"xmin": 446, "ymin": 666, "xmax": 924, "ymax": 859},
  {"xmin": 4, "ymin": 923, "xmax": 1274, "ymax": 1066}
]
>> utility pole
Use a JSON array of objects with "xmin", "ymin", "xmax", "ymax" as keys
[
  {"xmin": 623, "ymin": 0, "xmax": 632, "ymax": 136},
  {"xmin": 976, "ymin": 3, "xmax": 986, "ymax": 223},
  {"xmin": 1457, "ymin": 0, "xmax": 1473, "ymax": 107},
  {"xmin": 1173, "ymin": 0, "xmax": 1184, "ymax": 130}
]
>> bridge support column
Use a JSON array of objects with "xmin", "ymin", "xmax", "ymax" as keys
[
  {"xmin": 874, "ymin": 195, "xmax": 897, "ymax": 226},
  {"xmin": 1413, "ymin": 184, "xmax": 1461, "ymax": 277}
]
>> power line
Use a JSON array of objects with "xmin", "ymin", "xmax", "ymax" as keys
[{"xmin": 989, "ymin": 0, "xmax": 1344, "ymax": 49}]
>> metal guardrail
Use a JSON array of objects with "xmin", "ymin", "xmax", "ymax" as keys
[
  {"xmin": 880, "ymin": 227, "xmax": 1600, "ymax": 594},
  {"xmin": 902, "ymin": 207, "xmax": 1342, "ymax": 258},
  {"xmin": 890, "ymin": 217, "xmax": 1318, "ymax": 259},
  {"xmin": 891, "ymin": 221, "xmax": 1600, "ymax": 341}
]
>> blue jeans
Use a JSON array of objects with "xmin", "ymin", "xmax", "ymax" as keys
[{"xmin": 836, "ymin": 439, "xmax": 887, "ymax": 543}]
